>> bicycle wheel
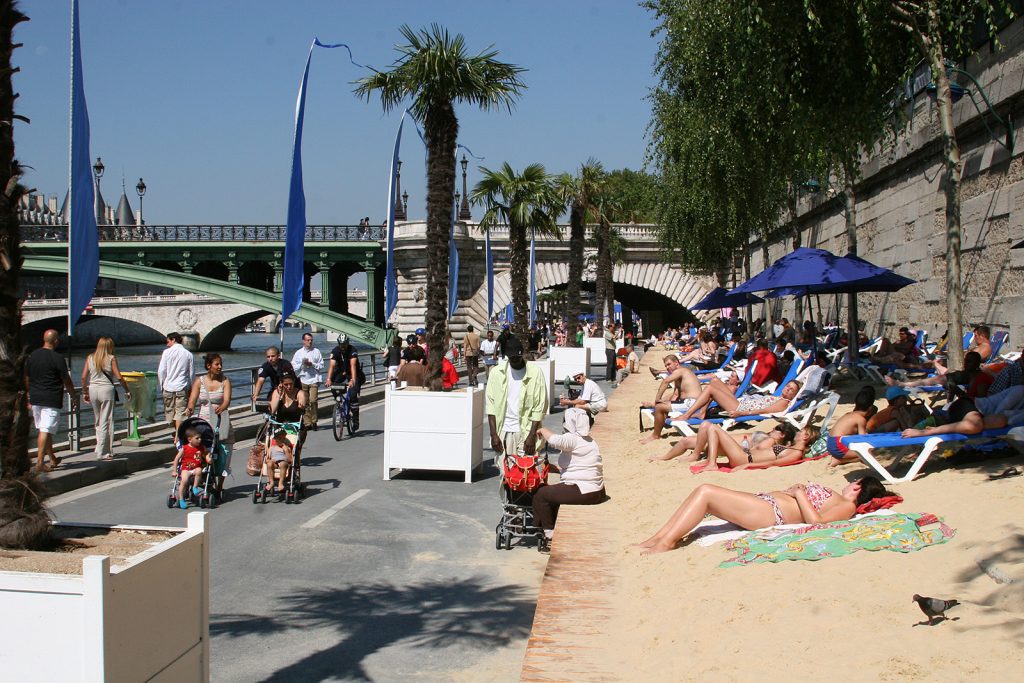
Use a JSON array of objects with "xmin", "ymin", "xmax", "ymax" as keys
[
  {"xmin": 332, "ymin": 401, "xmax": 345, "ymax": 441},
  {"xmin": 345, "ymin": 409, "xmax": 355, "ymax": 437}
]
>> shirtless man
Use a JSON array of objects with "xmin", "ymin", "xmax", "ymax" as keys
[
  {"xmin": 825, "ymin": 386, "xmax": 876, "ymax": 466},
  {"xmin": 933, "ymin": 325, "xmax": 992, "ymax": 374},
  {"xmin": 639, "ymin": 354, "xmax": 701, "ymax": 443}
]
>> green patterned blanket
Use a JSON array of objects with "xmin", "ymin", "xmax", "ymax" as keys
[{"xmin": 721, "ymin": 513, "xmax": 954, "ymax": 568}]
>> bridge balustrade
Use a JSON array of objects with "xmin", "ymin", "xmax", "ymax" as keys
[{"xmin": 20, "ymin": 224, "xmax": 385, "ymax": 243}]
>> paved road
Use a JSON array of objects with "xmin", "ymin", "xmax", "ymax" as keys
[{"xmin": 49, "ymin": 377, "xmax": 614, "ymax": 682}]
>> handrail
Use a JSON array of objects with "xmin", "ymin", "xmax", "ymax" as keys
[{"xmin": 20, "ymin": 224, "xmax": 385, "ymax": 243}]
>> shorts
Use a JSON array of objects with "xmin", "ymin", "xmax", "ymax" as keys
[
  {"xmin": 670, "ymin": 398, "xmax": 696, "ymax": 413},
  {"xmin": 826, "ymin": 435, "xmax": 849, "ymax": 460},
  {"xmin": 163, "ymin": 390, "xmax": 188, "ymax": 423},
  {"xmin": 32, "ymin": 405, "xmax": 60, "ymax": 434},
  {"xmin": 181, "ymin": 459, "xmax": 202, "ymax": 472},
  {"xmin": 387, "ymin": 365, "xmax": 400, "ymax": 380}
]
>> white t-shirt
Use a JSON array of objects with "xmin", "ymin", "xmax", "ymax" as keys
[
  {"xmin": 480, "ymin": 339, "xmax": 498, "ymax": 357},
  {"xmin": 579, "ymin": 379, "xmax": 606, "ymax": 404},
  {"xmin": 503, "ymin": 365, "xmax": 528, "ymax": 433},
  {"xmin": 546, "ymin": 432, "xmax": 603, "ymax": 494}
]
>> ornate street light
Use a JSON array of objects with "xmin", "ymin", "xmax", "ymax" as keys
[
  {"xmin": 402, "ymin": 190, "xmax": 409, "ymax": 219},
  {"xmin": 92, "ymin": 156, "xmax": 104, "ymax": 181},
  {"xmin": 458, "ymin": 154, "xmax": 472, "ymax": 220},
  {"xmin": 393, "ymin": 159, "xmax": 406, "ymax": 220},
  {"xmin": 92, "ymin": 157, "xmax": 105, "ymax": 224},
  {"xmin": 135, "ymin": 177, "xmax": 147, "ymax": 225}
]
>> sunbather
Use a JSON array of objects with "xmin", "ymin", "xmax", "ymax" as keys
[
  {"xmin": 678, "ymin": 331, "xmax": 718, "ymax": 365},
  {"xmin": 633, "ymin": 476, "xmax": 893, "ymax": 555},
  {"xmin": 639, "ymin": 355, "xmax": 702, "ymax": 443},
  {"xmin": 869, "ymin": 327, "xmax": 919, "ymax": 365},
  {"xmin": 677, "ymin": 378, "xmax": 801, "ymax": 421},
  {"xmin": 932, "ymin": 325, "xmax": 992, "ymax": 374},
  {"xmin": 885, "ymin": 351, "xmax": 986, "ymax": 396},
  {"xmin": 690, "ymin": 423, "xmax": 818, "ymax": 472},
  {"xmin": 901, "ymin": 393, "xmax": 1010, "ymax": 439},
  {"xmin": 826, "ymin": 386, "xmax": 876, "ymax": 466},
  {"xmin": 649, "ymin": 423, "xmax": 795, "ymax": 463}
]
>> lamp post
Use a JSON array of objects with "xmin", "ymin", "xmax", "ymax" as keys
[
  {"xmin": 135, "ymin": 177, "xmax": 146, "ymax": 226},
  {"xmin": 402, "ymin": 190, "xmax": 409, "ymax": 219},
  {"xmin": 92, "ymin": 156, "xmax": 104, "ymax": 224},
  {"xmin": 393, "ymin": 159, "xmax": 406, "ymax": 220},
  {"xmin": 458, "ymin": 154, "xmax": 472, "ymax": 220}
]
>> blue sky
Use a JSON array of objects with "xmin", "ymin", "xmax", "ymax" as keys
[{"xmin": 16, "ymin": 0, "xmax": 659, "ymax": 226}]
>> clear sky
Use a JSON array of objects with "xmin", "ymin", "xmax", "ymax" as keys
[{"xmin": 15, "ymin": 0, "xmax": 659, "ymax": 226}]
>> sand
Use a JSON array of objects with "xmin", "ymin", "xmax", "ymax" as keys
[
  {"xmin": 0, "ymin": 527, "xmax": 177, "ymax": 575},
  {"xmin": 537, "ymin": 347, "xmax": 1024, "ymax": 681}
]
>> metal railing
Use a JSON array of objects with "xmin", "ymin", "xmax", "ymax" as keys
[{"xmin": 21, "ymin": 224, "xmax": 385, "ymax": 243}]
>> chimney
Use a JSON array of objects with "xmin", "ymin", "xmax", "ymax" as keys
[{"xmin": 48, "ymin": 195, "xmax": 58, "ymax": 213}]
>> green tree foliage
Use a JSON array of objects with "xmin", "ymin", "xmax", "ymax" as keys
[
  {"xmin": 553, "ymin": 159, "xmax": 605, "ymax": 340},
  {"xmin": 355, "ymin": 25, "xmax": 525, "ymax": 387}
]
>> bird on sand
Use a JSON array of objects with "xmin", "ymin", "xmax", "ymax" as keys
[{"xmin": 913, "ymin": 594, "xmax": 960, "ymax": 625}]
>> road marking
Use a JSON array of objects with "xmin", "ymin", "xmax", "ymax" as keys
[
  {"xmin": 301, "ymin": 488, "xmax": 371, "ymax": 529},
  {"xmin": 50, "ymin": 466, "xmax": 168, "ymax": 506}
]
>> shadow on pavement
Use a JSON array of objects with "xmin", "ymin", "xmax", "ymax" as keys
[{"xmin": 211, "ymin": 578, "xmax": 536, "ymax": 682}]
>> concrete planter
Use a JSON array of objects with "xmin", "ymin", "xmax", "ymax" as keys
[
  {"xmin": 528, "ymin": 358, "xmax": 556, "ymax": 414},
  {"xmin": 383, "ymin": 385, "xmax": 484, "ymax": 483},
  {"xmin": 549, "ymin": 346, "xmax": 590, "ymax": 382},
  {"xmin": 0, "ymin": 512, "xmax": 210, "ymax": 682},
  {"xmin": 582, "ymin": 337, "xmax": 624, "ymax": 367}
]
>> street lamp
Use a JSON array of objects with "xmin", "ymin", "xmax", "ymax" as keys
[
  {"xmin": 458, "ymin": 154, "xmax": 472, "ymax": 220},
  {"xmin": 135, "ymin": 178, "xmax": 147, "ymax": 225},
  {"xmin": 393, "ymin": 159, "xmax": 406, "ymax": 220},
  {"xmin": 402, "ymin": 190, "xmax": 409, "ymax": 219},
  {"xmin": 92, "ymin": 157, "xmax": 105, "ymax": 224}
]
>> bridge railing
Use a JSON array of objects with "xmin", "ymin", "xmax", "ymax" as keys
[{"xmin": 21, "ymin": 224, "xmax": 385, "ymax": 243}]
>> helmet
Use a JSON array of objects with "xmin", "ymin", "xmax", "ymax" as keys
[
  {"xmin": 336, "ymin": 333, "xmax": 348, "ymax": 346},
  {"xmin": 415, "ymin": 327, "xmax": 426, "ymax": 336},
  {"xmin": 406, "ymin": 334, "xmax": 417, "ymax": 345}
]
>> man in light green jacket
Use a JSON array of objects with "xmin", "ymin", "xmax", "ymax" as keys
[{"xmin": 486, "ymin": 336, "xmax": 547, "ymax": 459}]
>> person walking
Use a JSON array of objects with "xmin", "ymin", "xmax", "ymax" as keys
[
  {"xmin": 80, "ymin": 336, "xmax": 131, "ymax": 460},
  {"xmin": 186, "ymin": 352, "xmax": 234, "ymax": 472},
  {"xmin": 291, "ymin": 332, "xmax": 324, "ymax": 430},
  {"xmin": 25, "ymin": 329, "xmax": 78, "ymax": 471},
  {"xmin": 381, "ymin": 336, "xmax": 404, "ymax": 387},
  {"xmin": 604, "ymin": 322, "xmax": 617, "ymax": 382},
  {"xmin": 480, "ymin": 329, "xmax": 499, "ymax": 380},
  {"xmin": 157, "ymin": 331, "xmax": 194, "ymax": 444},
  {"xmin": 463, "ymin": 324, "xmax": 481, "ymax": 387},
  {"xmin": 485, "ymin": 336, "xmax": 547, "ymax": 461},
  {"xmin": 252, "ymin": 346, "xmax": 294, "ymax": 401}
]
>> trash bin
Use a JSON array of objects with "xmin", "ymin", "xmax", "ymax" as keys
[{"xmin": 121, "ymin": 372, "xmax": 149, "ymax": 443}]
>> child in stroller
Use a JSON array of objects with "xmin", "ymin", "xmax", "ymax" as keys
[
  {"xmin": 168, "ymin": 417, "xmax": 228, "ymax": 510},
  {"xmin": 251, "ymin": 417, "xmax": 305, "ymax": 504},
  {"xmin": 266, "ymin": 429, "xmax": 294, "ymax": 497},
  {"xmin": 495, "ymin": 442, "xmax": 550, "ymax": 552}
]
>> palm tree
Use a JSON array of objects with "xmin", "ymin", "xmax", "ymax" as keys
[
  {"xmin": 354, "ymin": 25, "xmax": 525, "ymax": 387},
  {"xmin": 553, "ymin": 159, "xmax": 605, "ymax": 344},
  {"xmin": 472, "ymin": 163, "xmax": 558, "ymax": 343},
  {"xmin": 0, "ymin": 0, "xmax": 49, "ymax": 549}
]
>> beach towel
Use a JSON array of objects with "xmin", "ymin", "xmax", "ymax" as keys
[
  {"xmin": 693, "ymin": 508, "xmax": 902, "ymax": 547},
  {"xmin": 720, "ymin": 512, "xmax": 954, "ymax": 567},
  {"xmin": 689, "ymin": 452, "xmax": 830, "ymax": 474}
]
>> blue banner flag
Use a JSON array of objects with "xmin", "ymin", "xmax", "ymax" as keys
[
  {"xmin": 384, "ymin": 112, "xmax": 409, "ymax": 323},
  {"xmin": 68, "ymin": 0, "xmax": 98, "ymax": 334},
  {"xmin": 485, "ymin": 229, "xmax": 494, "ymax": 320},
  {"xmin": 282, "ymin": 38, "xmax": 360, "ymax": 324},
  {"xmin": 529, "ymin": 228, "xmax": 537, "ymax": 326},
  {"xmin": 448, "ymin": 194, "xmax": 460, "ymax": 319}
]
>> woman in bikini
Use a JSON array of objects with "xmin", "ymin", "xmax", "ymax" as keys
[
  {"xmin": 677, "ymin": 378, "xmax": 801, "ymax": 421},
  {"xmin": 692, "ymin": 424, "xmax": 818, "ymax": 472},
  {"xmin": 649, "ymin": 423, "xmax": 795, "ymax": 463},
  {"xmin": 634, "ymin": 476, "xmax": 893, "ymax": 555}
]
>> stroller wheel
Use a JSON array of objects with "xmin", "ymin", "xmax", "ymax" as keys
[
  {"xmin": 495, "ymin": 530, "xmax": 503, "ymax": 550},
  {"xmin": 252, "ymin": 490, "xmax": 260, "ymax": 504},
  {"xmin": 199, "ymin": 495, "xmax": 209, "ymax": 509},
  {"xmin": 166, "ymin": 495, "xmax": 176, "ymax": 509},
  {"xmin": 504, "ymin": 532, "xmax": 513, "ymax": 551}
]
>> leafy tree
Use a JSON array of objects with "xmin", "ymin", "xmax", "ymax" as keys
[
  {"xmin": 0, "ymin": 0, "xmax": 49, "ymax": 549},
  {"xmin": 553, "ymin": 159, "xmax": 605, "ymax": 341},
  {"xmin": 355, "ymin": 25, "xmax": 525, "ymax": 386},
  {"xmin": 472, "ymin": 162, "xmax": 559, "ymax": 343}
]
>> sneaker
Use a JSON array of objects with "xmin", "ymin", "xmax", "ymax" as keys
[
  {"xmin": 192, "ymin": 486, "xmax": 202, "ymax": 496},
  {"xmin": 178, "ymin": 499, "xmax": 188, "ymax": 510}
]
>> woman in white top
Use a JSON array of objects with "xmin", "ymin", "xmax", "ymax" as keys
[
  {"xmin": 533, "ymin": 407, "xmax": 606, "ymax": 542},
  {"xmin": 479, "ymin": 330, "xmax": 499, "ymax": 379},
  {"xmin": 186, "ymin": 353, "xmax": 234, "ymax": 467},
  {"xmin": 81, "ymin": 336, "xmax": 131, "ymax": 460}
]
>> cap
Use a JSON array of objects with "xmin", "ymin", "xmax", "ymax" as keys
[
  {"xmin": 502, "ymin": 323, "xmax": 510, "ymax": 330},
  {"xmin": 504, "ymin": 335, "xmax": 524, "ymax": 357},
  {"xmin": 885, "ymin": 386, "xmax": 910, "ymax": 402},
  {"xmin": 415, "ymin": 327, "xmax": 426, "ymax": 336}
]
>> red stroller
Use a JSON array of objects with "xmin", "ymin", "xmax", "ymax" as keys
[{"xmin": 495, "ymin": 449, "xmax": 550, "ymax": 552}]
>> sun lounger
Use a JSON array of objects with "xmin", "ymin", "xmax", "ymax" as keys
[
  {"xmin": 640, "ymin": 360, "xmax": 758, "ymax": 432},
  {"xmin": 692, "ymin": 343, "xmax": 737, "ymax": 376},
  {"xmin": 842, "ymin": 427, "xmax": 1012, "ymax": 483},
  {"xmin": 672, "ymin": 389, "xmax": 841, "ymax": 436}
]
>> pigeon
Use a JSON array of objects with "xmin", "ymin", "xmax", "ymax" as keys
[{"xmin": 913, "ymin": 594, "xmax": 960, "ymax": 624}]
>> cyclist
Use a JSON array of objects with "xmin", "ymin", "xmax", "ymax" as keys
[{"xmin": 325, "ymin": 334, "xmax": 365, "ymax": 432}]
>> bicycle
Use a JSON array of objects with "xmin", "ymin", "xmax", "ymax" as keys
[{"xmin": 330, "ymin": 384, "xmax": 356, "ymax": 441}]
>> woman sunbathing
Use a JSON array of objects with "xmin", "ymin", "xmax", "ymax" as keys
[
  {"xmin": 692, "ymin": 423, "xmax": 819, "ymax": 472},
  {"xmin": 649, "ymin": 423, "xmax": 795, "ymax": 463},
  {"xmin": 634, "ymin": 476, "xmax": 892, "ymax": 555},
  {"xmin": 677, "ymin": 377, "xmax": 801, "ymax": 421}
]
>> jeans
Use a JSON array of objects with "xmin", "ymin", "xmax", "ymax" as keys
[
  {"xmin": 605, "ymin": 348, "xmax": 616, "ymax": 381},
  {"xmin": 532, "ymin": 483, "xmax": 606, "ymax": 530}
]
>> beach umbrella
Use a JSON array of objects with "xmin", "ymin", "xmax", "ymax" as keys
[
  {"xmin": 730, "ymin": 247, "xmax": 915, "ymax": 295},
  {"xmin": 691, "ymin": 286, "xmax": 765, "ymax": 311}
]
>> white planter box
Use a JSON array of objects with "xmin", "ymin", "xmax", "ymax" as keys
[
  {"xmin": 0, "ymin": 512, "xmax": 210, "ymax": 683},
  {"xmin": 528, "ymin": 358, "xmax": 556, "ymax": 414},
  {"xmin": 549, "ymin": 346, "xmax": 591, "ymax": 382},
  {"xmin": 383, "ymin": 385, "xmax": 484, "ymax": 483},
  {"xmin": 583, "ymin": 337, "xmax": 624, "ymax": 367}
]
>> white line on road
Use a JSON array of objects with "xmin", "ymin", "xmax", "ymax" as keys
[
  {"xmin": 49, "ymin": 466, "xmax": 168, "ymax": 507},
  {"xmin": 301, "ymin": 488, "xmax": 371, "ymax": 529}
]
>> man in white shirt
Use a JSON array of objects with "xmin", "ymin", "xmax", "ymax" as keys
[
  {"xmin": 560, "ymin": 372, "xmax": 607, "ymax": 415},
  {"xmin": 157, "ymin": 331, "xmax": 194, "ymax": 443},
  {"xmin": 291, "ymin": 332, "xmax": 325, "ymax": 430},
  {"xmin": 479, "ymin": 330, "xmax": 499, "ymax": 380}
]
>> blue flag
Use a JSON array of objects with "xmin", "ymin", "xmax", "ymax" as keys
[
  {"xmin": 529, "ymin": 228, "xmax": 537, "ymax": 326},
  {"xmin": 68, "ymin": 0, "xmax": 98, "ymax": 334},
  {"xmin": 384, "ymin": 112, "xmax": 409, "ymax": 323},
  {"xmin": 485, "ymin": 229, "xmax": 494, "ymax": 321},
  {"xmin": 448, "ymin": 195, "xmax": 459, "ymax": 319}
]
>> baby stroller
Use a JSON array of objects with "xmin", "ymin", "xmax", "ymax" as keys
[
  {"xmin": 166, "ymin": 416, "xmax": 228, "ymax": 509},
  {"xmin": 495, "ymin": 448, "xmax": 550, "ymax": 552},
  {"xmin": 251, "ymin": 416, "xmax": 305, "ymax": 504}
]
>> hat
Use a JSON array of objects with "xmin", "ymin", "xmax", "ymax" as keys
[
  {"xmin": 502, "ymin": 323, "xmax": 510, "ymax": 330},
  {"xmin": 415, "ymin": 327, "xmax": 425, "ymax": 336},
  {"xmin": 564, "ymin": 407, "xmax": 591, "ymax": 437},
  {"xmin": 406, "ymin": 334, "xmax": 416, "ymax": 345},
  {"xmin": 504, "ymin": 335, "xmax": 524, "ymax": 357},
  {"xmin": 886, "ymin": 386, "xmax": 911, "ymax": 402}
]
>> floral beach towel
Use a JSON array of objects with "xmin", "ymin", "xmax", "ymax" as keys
[{"xmin": 720, "ymin": 512, "xmax": 954, "ymax": 568}]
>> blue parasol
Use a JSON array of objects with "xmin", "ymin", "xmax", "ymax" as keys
[{"xmin": 691, "ymin": 286, "xmax": 765, "ymax": 310}]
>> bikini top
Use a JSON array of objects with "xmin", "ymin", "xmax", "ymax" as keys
[
  {"xmin": 803, "ymin": 482, "xmax": 833, "ymax": 511},
  {"xmin": 772, "ymin": 444, "xmax": 805, "ymax": 458}
]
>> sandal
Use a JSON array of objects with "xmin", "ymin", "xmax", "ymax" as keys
[
  {"xmin": 50, "ymin": 456, "xmax": 63, "ymax": 469},
  {"xmin": 988, "ymin": 467, "xmax": 1022, "ymax": 480}
]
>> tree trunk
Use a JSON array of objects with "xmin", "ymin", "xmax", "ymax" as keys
[
  {"xmin": 0, "ymin": 0, "xmax": 50, "ymax": 549},
  {"xmin": 788, "ymin": 191, "xmax": 803, "ymax": 324},
  {"xmin": 761, "ymin": 239, "xmax": 773, "ymax": 340},
  {"xmin": 596, "ymin": 221, "xmax": 613, "ymax": 326},
  {"xmin": 422, "ymin": 102, "xmax": 457, "ymax": 389},
  {"xmin": 927, "ymin": 7, "xmax": 964, "ymax": 371},
  {"xmin": 843, "ymin": 162, "xmax": 860, "ymax": 364},
  {"xmin": 508, "ymin": 223, "xmax": 530, "ymax": 343},
  {"xmin": 743, "ymin": 250, "xmax": 753, "ymax": 337},
  {"xmin": 564, "ymin": 201, "xmax": 584, "ymax": 345}
]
